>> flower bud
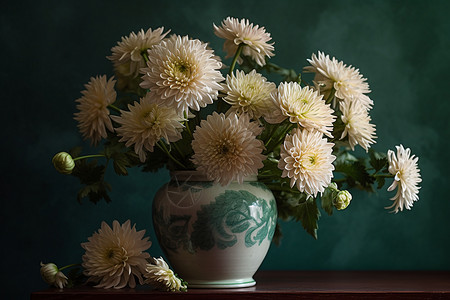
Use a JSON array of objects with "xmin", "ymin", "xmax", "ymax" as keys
[
  {"xmin": 52, "ymin": 152, "xmax": 75, "ymax": 174},
  {"xmin": 40, "ymin": 262, "xmax": 68, "ymax": 289},
  {"xmin": 334, "ymin": 190, "xmax": 352, "ymax": 210},
  {"xmin": 40, "ymin": 262, "xmax": 58, "ymax": 285}
]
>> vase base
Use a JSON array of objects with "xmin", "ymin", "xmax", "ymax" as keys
[{"xmin": 187, "ymin": 278, "xmax": 256, "ymax": 289}]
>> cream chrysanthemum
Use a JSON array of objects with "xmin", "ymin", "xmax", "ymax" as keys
[
  {"xmin": 278, "ymin": 128, "xmax": 336, "ymax": 197},
  {"xmin": 266, "ymin": 82, "xmax": 336, "ymax": 138},
  {"xmin": 340, "ymin": 100, "xmax": 376, "ymax": 151},
  {"xmin": 213, "ymin": 17, "xmax": 274, "ymax": 66},
  {"xmin": 222, "ymin": 70, "xmax": 276, "ymax": 119},
  {"xmin": 140, "ymin": 35, "xmax": 224, "ymax": 114},
  {"xmin": 191, "ymin": 112, "xmax": 265, "ymax": 185},
  {"xmin": 74, "ymin": 75, "xmax": 116, "ymax": 145},
  {"xmin": 145, "ymin": 257, "xmax": 187, "ymax": 292},
  {"xmin": 40, "ymin": 262, "xmax": 68, "ymax": 289},
  {"xmin": 111, "ymin": 94, "xmax": 185, "ymax": 162},
  {"xmin": 386, "ymin": 145, "xmax": 422, "ymax": 213},
  {"xmin": 108, "ymin": 27, "xmax": 169, "ymax": 78},
  {"xmin": 304, "ymin": 51, "xmax": 373, "ymax": 110},
  {"xmin": 81, "ymin": 220, "xmax": 151, "ymax": 289}
]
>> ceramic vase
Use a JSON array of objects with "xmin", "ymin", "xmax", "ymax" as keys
[{"xmin": 152, "ymin": 171, "xmax": 277, "ymax": 288}]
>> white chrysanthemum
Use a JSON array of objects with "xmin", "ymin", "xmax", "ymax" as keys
[
  {"xmin": 386, "ymin": 145, "xmax": 422, "ymax": 213},
  {"xmin": 144, "ymin": 257, "xmax": 187, "ymax": 292},
  {"xmin": 266, "ymin": 82, "xmax": 336, "ymax": 138},
  {"xmin": 108, "ymin": 27, "xmax": 169, "ymax": 78},
  {"xmin": 111, "ymin": 94, "xmax": 185, "ymax": 162},
  {"xmin": 74, "ymin": 75, "xmax": 116, "ymax": 145},
  {"xmin": 304, "ymin": 51, "xmax": 373, "ymax": 109},
  {"xmin": 213, "ymin": 17, "xmax": 274, "ymax": 66},
  {"xmin": 81, "ymin": 220, "xmax": 151, "ymax": 289},
  {"xmin": 192, "ymin": 112, "xmax": 265, "ymax": 185},
  {"xmin": 340, "ymin": 100, "xmax": 376, "ymax": 151},
  {"xmin": 40, "ymin": 262, "xmax": 68, "ymax": 289},
  {"xmin": 222, "ymin": 70, "xmax": 276, "ymax": 119},
  {"xmin": 140, "ymin": 35, "xmax": 224, "ymax": 114},
  {"xmin": 278, "ymin": 128, "xmax": 336, "ymax": 197}
]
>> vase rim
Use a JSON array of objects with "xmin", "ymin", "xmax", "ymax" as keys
[{"xmin": 170, "ymin": 170, "xmax": 258, "ymax": 182}]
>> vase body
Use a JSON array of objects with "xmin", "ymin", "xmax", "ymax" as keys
[{"xmin": 152, "ymin": 171, "xmax": 277, "ymax": 288}]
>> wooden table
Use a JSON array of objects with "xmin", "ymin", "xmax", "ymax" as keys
[{"xmin": 31, "ymin": 270, "xmax": 450, "ymax": 299}]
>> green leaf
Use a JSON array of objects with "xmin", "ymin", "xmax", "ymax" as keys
[
  {"xmin": 369, "ymin": 149, "xmax": 388, "ymax": 173},
  {"xmin": 289, "ymin": 198, "xmax": 320, "ymax": 239},
  {"xmin": 376, "ymin": 176, "xmax": 386, "ymax": 189},
  {"xmin": 141, "ymin": 146, "xmax": 167, "ymax": 172},
  {"xmin": 76, "ymin": 181, "xmax": 112, "ymax": 204},
  {"xmin": 334, "ymin": 159, "xmax": 374, "ymax": 191},
  {"xmin": 103, "ymin": 135, "xmax": 139, "ymax": 176},
  {"xmin": 321, "ymin": 186, "xmax": 336, "ymax": 216},
  {"xmin": 71, "ymin": 159, "xmax": 111, "ymax": 204}
]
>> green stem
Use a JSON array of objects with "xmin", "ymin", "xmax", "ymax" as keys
[
  {"xmin": 229, "ymin": 43, "xmax": 245, "ymax": 76},
  {"xmin": 265, "ymin": 122, "xmax": 296, "ymax": 154},
  {"xmin": 373, "ymin": 174, "xmax": 394, "ymax": 178},
  {"xmin": 108, "ymin": 104, "xmax": 121, "ymax": 113},
  {"xmin": 73, "ymin": 154, "xmax": 105, "ymax": 161},
  {"xmin": 156, "ymin": 141, "xmax": 187, "ymax": 169},
  {"xmin": 325, "ymin": 87, "xmax": 336, "ymax": 105},
  {"xmin": 59, "ymin": 263, "xmax": 81, "ymax": 271},
  {"xmin": 263, "ymin": 123, "xmax": 279, "ymax": 149},
  {"xmin": 183, "ymin": 112, "xmax": 193, "ymax": 138},
  {"xmin": 141, "ymin": 51, "xmax": 150, "ymax": 63}
]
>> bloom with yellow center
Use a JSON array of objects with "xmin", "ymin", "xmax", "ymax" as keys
[
  {"xmin": 278, "ymin": 128, "xmax": 336, "ymax": 197},
  {"xmin": 191, "ymin": 112, "xmax": 265, "ymax": 185},
  {"xmin": 145, "ymin": 257, "xmax": 187, "ymax": 292},
  {"xmin": 304, "ymin": 51, "xmax": 373, "ymax": 110},
  {"xmin": 108, "ymin": 27, "xmax": 169, "ymax": 78},
  {"xmin": 111, "ymin": 93, "xmax": 185, "ymax": 162},
  {"xmin": 74, "ymin": 75, "xmax": 116, "ymax": 145},
  {"xmin": 386, "ymin": 145, "xmax": 422, "ymax": 213},
  {"xmin": 340, "ymin": 100, "xmax": 377, "ymax": 151},
  {"xmin": 222, "ymin": 69, "xmax": 276, "ymax": 119},
  {"xmin": 214, "ymin": 17, "xmax": 274, "ymax": 67},
  {"xmin": 140, "ymin": 35, "xmax": 224, "ymax": 114},
  {"xmin": 81, "ymin": 220, "xmax": 152, "ymax": 289},
  {"xmin": 266, "ymin": 82, "xmax": 336, "ymax": 138}
]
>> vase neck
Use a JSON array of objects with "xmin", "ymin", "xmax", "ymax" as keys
[{"xmin": 170, "ymin": 170, "xmax": 257, "ymax": 182}]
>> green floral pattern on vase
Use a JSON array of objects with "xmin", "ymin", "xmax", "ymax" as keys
[
  {"xmin": 154, "ymin": 189, "xmax": 277, "ymax": 253},
  {"xmin": 191, "ymin": 190, "xmax": 276, "ymax": 250}
]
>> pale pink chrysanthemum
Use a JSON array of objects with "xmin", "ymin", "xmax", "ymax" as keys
[
  {"xmin": 340, "ymin": 100, "xmax": 377, "ymax": 151},
  {"xmin": 386, "ymin": 145, "xmax": 422, "ymax": 213},
  {"xmin": 304, "ymin": 51, "xmax": 373, "ymax": 110},
  {"xmin": 266, "ymin": 82, "xmax": 336, "ymax": 138},
  {"xmin": 191, "ymin": 112, "xmax": 265, "ymax": 185},
  {"xmin": 108, "ymin": 27, "xmax": 169, "ymax": 78},
  {"xmin": 144, "ymin": 257, "xmax": 187, "ymax": 292},
  {"xmin": 140, "ymin": 35, "xmax": 224, "ymax": 114},
  {"xmin": 111, "ymin": 93, "xmax": 185, "ymax": 162},
  {"xmin": 214, "ymin": 17, "xmax": 274, "ymax": 67},
  {"xmin": 222, "ymin": 69, "xmax": 276, "ymax": 119},
  {"xmin": 278, "ymin": 128, "xmax": 336, "ymax": 197},
  {"xmin": 81, "ymin": 220, "xmax": 152, "ymax": 289},
  {"xmin": 74, "ymin": 75, "xmax": 116, "ymax": 145}
]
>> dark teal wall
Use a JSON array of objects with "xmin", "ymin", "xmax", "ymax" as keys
[{"xmin": 2, "ymin": 0, "xmax": 450, "ymax": 299}]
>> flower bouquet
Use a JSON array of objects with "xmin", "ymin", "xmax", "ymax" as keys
[{"xmin": 48, "ymin": 16, "xmax": 422, "ymax": 290}]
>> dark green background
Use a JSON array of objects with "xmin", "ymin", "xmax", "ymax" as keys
[{"xmin": 2, "ymin": 0, "xmax": 449, "ymax": 299}]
